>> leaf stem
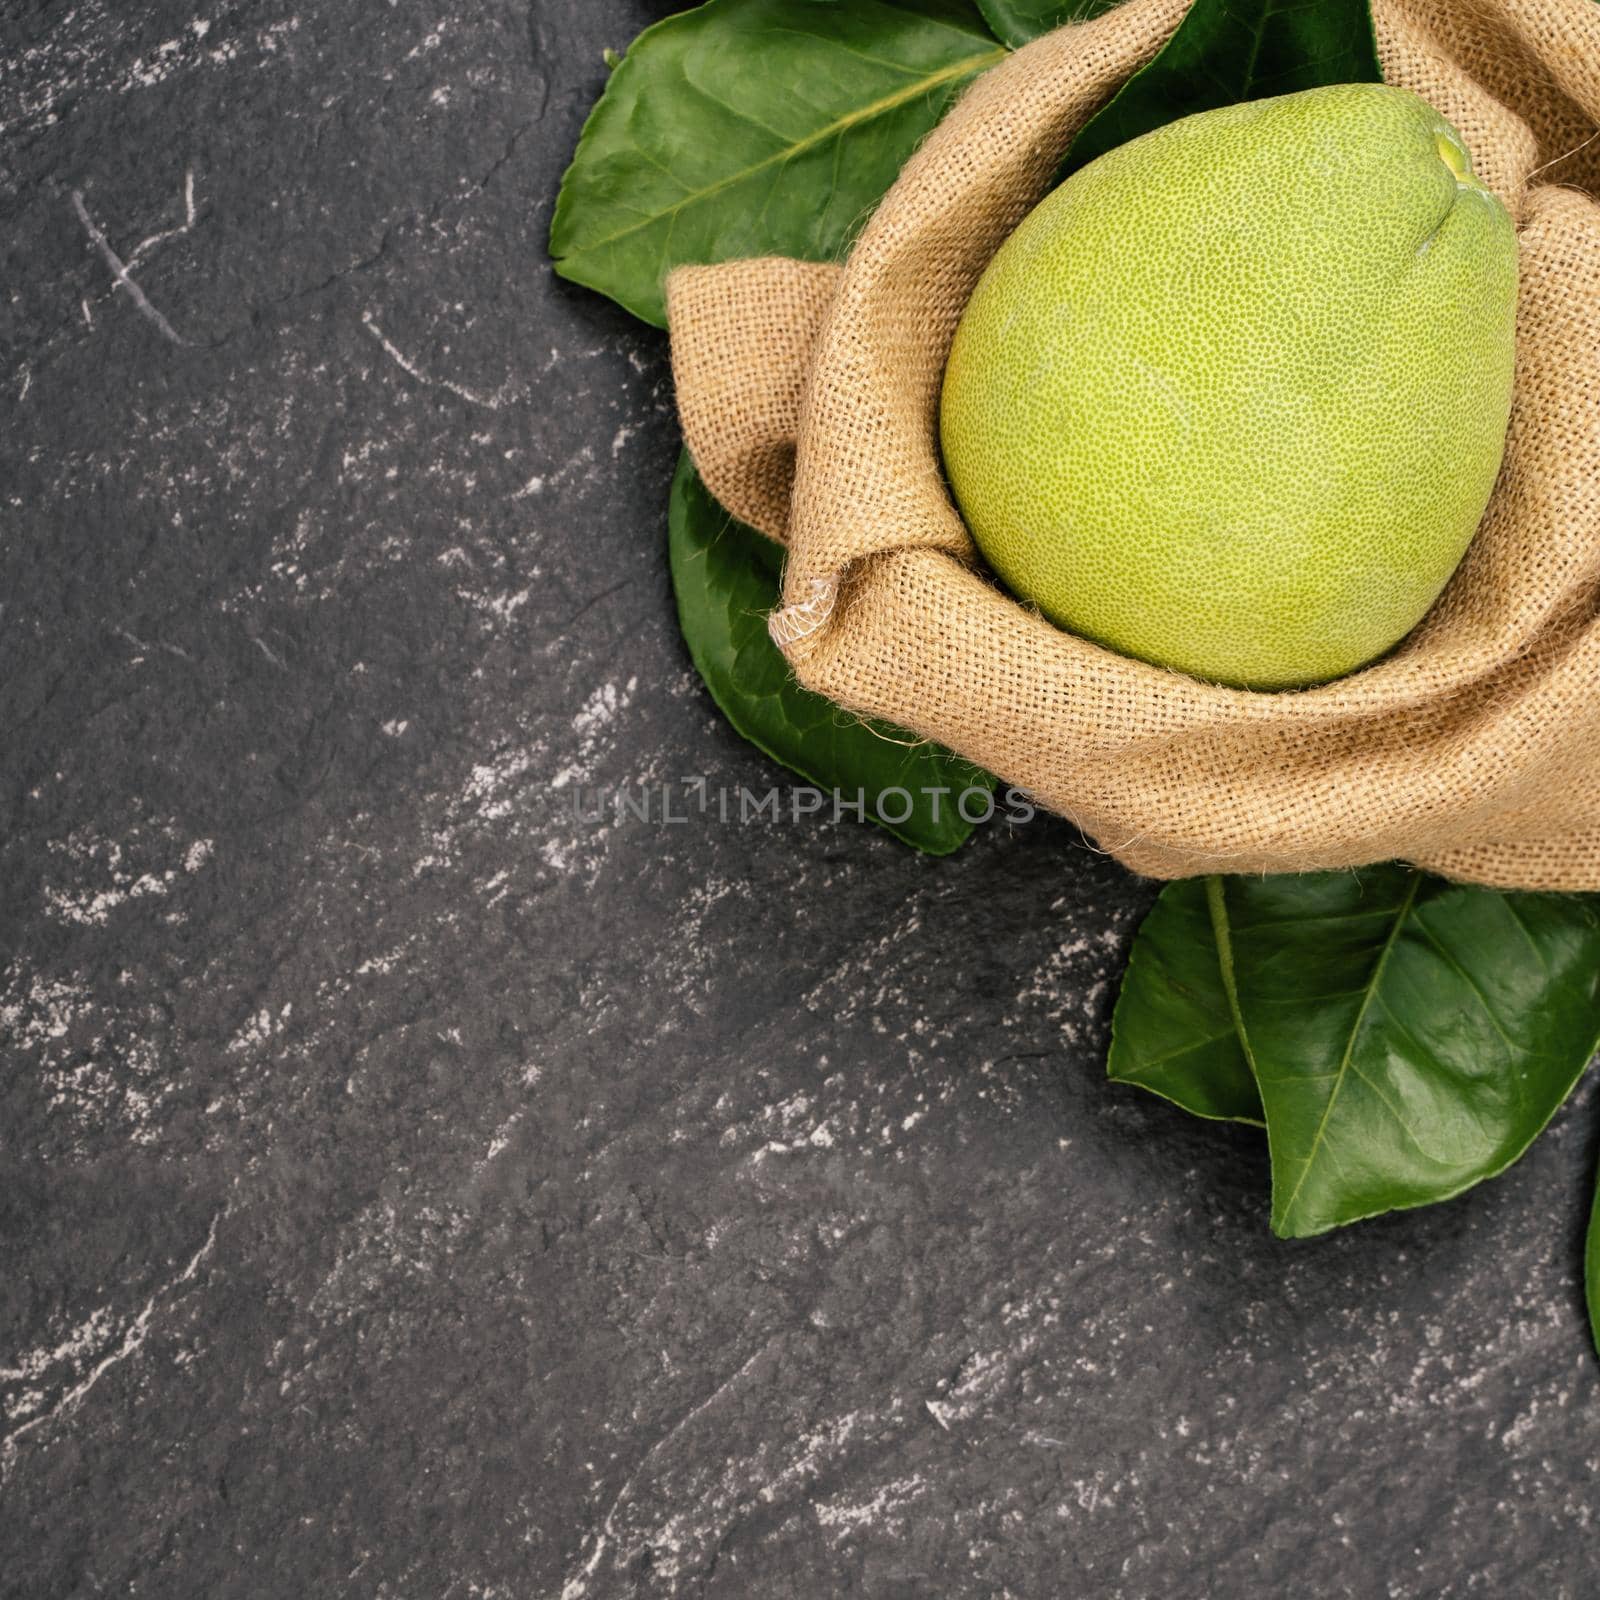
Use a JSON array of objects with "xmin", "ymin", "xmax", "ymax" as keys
[{"xmin": 1204, "ymin": 874, "xmax": 1257, "ymax": 1077}]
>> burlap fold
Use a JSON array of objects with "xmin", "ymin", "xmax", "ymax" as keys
[{"xmin": 666, "ymin": 0, "xmax": 1600, "ymax": 889}]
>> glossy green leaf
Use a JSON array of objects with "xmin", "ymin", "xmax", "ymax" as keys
[
  {"xmin": 1108, "ymin": 877, "xmax": 1263, "ymax": 1125},
  {"xmin": 550, "ymin": 0, "xmax": 1007, "ymax": 327},
  {"xmin": 975, "ymin": 0, "xmax": 1121, "ymax": 48},
  {"xmin": 1214, "ymin": 868, "xmax": 1600, "ymax": 1238},
  {"xmin": 1064, "ymin": 0, "xmax": 1383, "ymax": 175},
  {"xmin": 669, "ymin": 452, "xmax": 994, "ymax": 853}
]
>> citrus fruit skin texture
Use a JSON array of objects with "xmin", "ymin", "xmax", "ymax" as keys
[{"xmin": 939, "ymin": 84, "xmax": 1519, "ymax": 690}]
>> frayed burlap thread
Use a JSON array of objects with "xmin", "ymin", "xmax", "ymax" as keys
[{"xmin": 667, "ymin": 0, "xmax": 1600, "ymax": 889}]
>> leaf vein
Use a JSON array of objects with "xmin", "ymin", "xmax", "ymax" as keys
[
  {"xmin": 559, "ymin": 47, "xmax": 1005, "ymax": 260},
  {"xmin": 1277, "ymin": 870, "xmax": 1423, "ymax": 1228}
]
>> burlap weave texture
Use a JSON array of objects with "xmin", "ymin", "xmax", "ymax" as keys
[{"xmin": 667, "ymin": 0, "xmax": 1600, "ymax": 887}]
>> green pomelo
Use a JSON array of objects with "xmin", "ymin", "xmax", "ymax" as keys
[{"xmin": 939, "ymin": 84, "xmax": 1518, "ymax": 690}]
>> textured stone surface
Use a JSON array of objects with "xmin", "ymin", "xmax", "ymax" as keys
[{"xmin": 2, "ymin": 3, "xmax": 1597, "ymax": 1596}]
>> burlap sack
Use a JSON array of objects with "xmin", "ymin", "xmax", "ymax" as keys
[{"xmin": 666, "ymin": 0, "xmax": 1600, "ymax": 889}]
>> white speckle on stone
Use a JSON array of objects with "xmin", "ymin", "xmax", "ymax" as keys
[
  {"xmin": 42, "ymin": 825, "xmax": 213, "ymax": 925},
  {"xmin": 406, "ymin": 22, "xmax": 448, "ymax": 59},
  {"xmin": 814, "ymin": 1474, "xmax": 929, "ymax": 1535},
  {"xmin": 474, "ymin": 587, "xmax": 531, "ymax": 625},
  {"xmin": 0, "ymin": 1214, "xmax": 220, "ymax": 1478},
  {"xmin": 0, "ymin": 1307, "xmax": 118, "ymax": 1391},
  {"xmin": 226, "ymin": 1003, "xmax": 292, "ymax": 1054},
  {"xmin": 550, "ymin": 677, "xmax": 638, "ymax": 790},
  {"xmin": 477, "ymin": 1110, "xmax": 524, "ymax": 1172}
]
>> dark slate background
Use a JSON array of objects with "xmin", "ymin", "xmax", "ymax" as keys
[{"xmin": 2, "ymin": 2, "xmax": 1597, "ymax": 1595}]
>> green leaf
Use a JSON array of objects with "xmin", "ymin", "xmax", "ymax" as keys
[
  {"xmin": 1064, "ymin": 0, "xmax": 1383, "ymax": 175},
  {"xmin": 975, "ymin": 0, "xmax": 1122, "ymax": 49},
  {"xmin": 1587, "ymin": 1152, "xmax": 1600, "ymax": 1361},
  {"xmin": 550, "ymin": 0, "xmax": 1007, "ymax": 327},
  {"xmin": 1108, "ymin": 877, "xmax": 1264, "ymax": 1125},
  {"xmin": 669, "ymin": 451, "xmax": 995, "ymax": 853},
  {"xmin": 1109, "ymin": 869, "xmax": 1600, "ymax": 1235},
  {"xmin": 1213, "ymin": 868, "xmax": 1600, "ymax": 1238}
]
